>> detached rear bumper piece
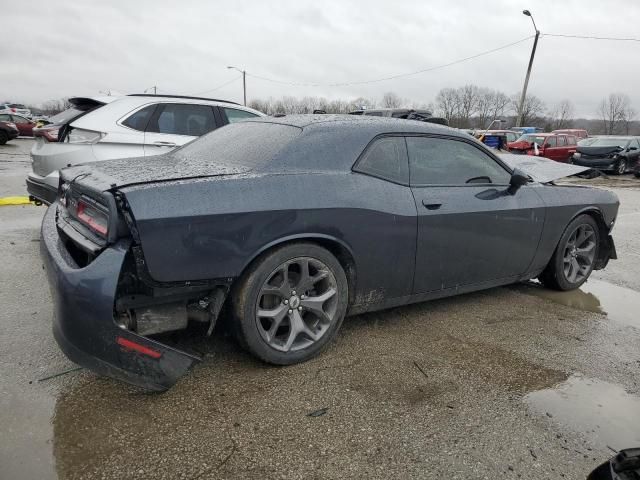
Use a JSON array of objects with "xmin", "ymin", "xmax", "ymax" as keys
[
  {"xmin": 26, "ymin": 176, "xmax": 57, "ymax": 205},
  {"xmin": 40, "ymin": 205, "xmax": 200, "ymax": 391}
]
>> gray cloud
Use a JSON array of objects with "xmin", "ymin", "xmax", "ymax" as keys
[{"xmin": 2, "ymin": 0, "xmax": 639, "ymax": 117}]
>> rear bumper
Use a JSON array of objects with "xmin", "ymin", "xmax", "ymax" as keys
[{"xmin": 40, "ymin": 205, "xmax": 200, "ymax": 391}]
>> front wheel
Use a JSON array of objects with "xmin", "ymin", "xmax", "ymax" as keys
[
  {"xmin": 615, "ymin": 159, "xmax": 627, "ymax": 175},
  {"xmin": 0, "ymin": 131, "xmax": 7, "ymax": 145},
  {"xmin": 539, "ymin": 214, "xmax": 600, "ymax": 291},
  {"xmin": 232, "ymin": 243, "xmax": 349, "ymax": 365}
]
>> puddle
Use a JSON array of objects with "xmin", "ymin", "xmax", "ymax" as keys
[
  {"xmin": 518, "ymin": 279, "xmax": 640, "ymax": 329},
  {"xmin": 525, "ymin": 376, "xmax": 640, "ymax": 449}
]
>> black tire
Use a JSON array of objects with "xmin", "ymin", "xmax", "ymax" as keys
[
  {"xmin": 615, "ymin": 159, "xmax": 627, "ymax": 175},
  {"xmin": 0, "ymin": 131, "xmax": 7, "ymax": 145},
  {"xmin": 231, "ymin": 243, "xmax": 349, "ymax": 365},
  {"xmin": 539, "ymin": 214, "xmax": 600, "ymax": 291},
  {"xmin": 634, "ymin": 171, "xmax": 640, "ymax": 178}
]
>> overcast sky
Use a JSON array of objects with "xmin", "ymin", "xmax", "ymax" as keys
[{"xmin": 3, "ymin": 0, "xmax": 639, "ymax": 117}]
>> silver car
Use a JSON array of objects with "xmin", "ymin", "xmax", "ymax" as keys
[{"xmin": 27, "ymin": 94, "xmax": 264, "ymax": 204}]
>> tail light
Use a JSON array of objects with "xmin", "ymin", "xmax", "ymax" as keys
[
  {"xmin": 10, "ymin": 108, "xmax": 16, "ymax": 113},
  {"xmin": 34, "ymin": 125, "xmax": 59, "ymax": 142},
  {"xmin": 67, "ymin": 128, "xmax": 105, "ymax": 144},
  {"xmin": 76, "ymin": 199, "xmax": 109, "ymax": 236}
]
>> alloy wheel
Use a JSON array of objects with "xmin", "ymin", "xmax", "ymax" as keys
[
  {"xmin": 255, "ymin": 257, "xmax": 339, "ymax": 352},
  {"xmin": 617, "ymin": 159, "xmax": 626, "ymax": 175},
  {"xmin": 562, "ymin": 224, "xmax": 597, "ymax": 284}
]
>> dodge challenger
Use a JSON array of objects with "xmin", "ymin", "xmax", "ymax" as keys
[{"xmin": 41, "ymin": 115, "xmax": 618, "ymax": 390}]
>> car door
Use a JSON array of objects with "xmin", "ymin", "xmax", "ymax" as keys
[
  {"xmin": 143, "ymin": 103, "xmax": 218, "ymax": 156},
  {"xmin": 11, "ymin": 115, "xmax": 33, "ymax": 136},
  {"xmin": 541, "ymin": 136, "xmax": 559, "ymax": 161},
  {"xmin": 407, "ymin": 135, "xmax": 545, "ymax": 293}
]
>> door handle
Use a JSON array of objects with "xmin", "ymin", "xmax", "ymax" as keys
[
  {"xmin": 153, "ymin": 141, "xmax": 176, "ymax": 147},
  {"xmin": 422, "ymin": 200, "xmax": 442, "ymax": 210}
]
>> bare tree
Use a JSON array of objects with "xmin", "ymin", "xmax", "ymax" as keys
[
  {"xmin": 511, "ymin": 93, "xmax": 546, "ymax": 126},
  {"xmin": 598, "ymin": 93, "xmax": 633, "ymax": 134},
  {"xmin": 435, "ymin": 88, "xmax": 460, "ymax": 126},
  {"xmin": 549, "ymin": 100, "xmax": 575, "ymax": 130},
  {"xmin": 381, "ymin": 92, "xmax": 401, "ymax": 108},
  {"xmin": 39, "ymin": 98, "xmax": 71, "ymax": 116},
  {"xmin": 622, "ymin": 106, "xmax": 637, "ymax": 135},
  {"xmin": 455, "ymin": 85, "xmax": 479, "ymax": 128}
]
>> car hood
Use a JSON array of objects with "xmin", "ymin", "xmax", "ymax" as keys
[
  {"xmin": 576, "ymin": 145, "xmax": 623, "ymax": 156},
  {"xmin": 60, "ymin": 153, "xmax": 251, "ymax": 192},
  {"xmin": 498, "ymin": 153, "xmax": 590, "ymax": 183},
  {"xmin": 507, "ymin": 140, "xmax": 532, "ymax": 150}
]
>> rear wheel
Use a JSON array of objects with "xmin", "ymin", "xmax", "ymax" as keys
[
  {"xmin": 0, "ymin": 131, "xmax": 7, "ymax": 145},
  {"xmin": 232, "ymin": 243, "xmax": 349, "ymax": 365},
  {"xmin": 539, "ymin": 214, "xmax": 600, "ymax": 291},
  {"xmin": 615, "ymin": 159, "xmax": 627, "ymax": 175}
]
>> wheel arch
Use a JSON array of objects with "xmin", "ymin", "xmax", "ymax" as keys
[{"xmin": 238, "ymin": 234, "xmax": 357, "ymax": 305}]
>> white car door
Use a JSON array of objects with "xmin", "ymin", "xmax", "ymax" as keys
[{"xmin": 143, "ymin": 103, "xmax": 218, "ymax": 156}]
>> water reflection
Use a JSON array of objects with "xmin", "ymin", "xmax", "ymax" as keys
[
  {"xmin": 517, "ymin": 279, "xmax": 640, "ymax": 329},
  {"xmin": 525, "ymin": 376, "xmax": 640, "ymax": 449}
]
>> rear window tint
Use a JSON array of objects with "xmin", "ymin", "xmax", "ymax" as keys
[{"xmin": 175, "ymin": 122, "xmax": 301, "ymax": 169}]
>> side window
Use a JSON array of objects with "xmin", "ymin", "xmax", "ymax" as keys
[
  {"xmin": 223, "ymin": 107, "xmax": 258, "ymax": 123},
  {"xmin": 149, "ymin": 104, "xmax": 216, "ymax": 136},
  {"xmin": 0, "ymin": 114, "xmax": 10, "ymax": 121},
  {"xmin": 12, "ymin": 115, "xmax": 29, "ymax": 124},
  {"xmin": 567, "ymin": 136, "xmax": 576, "ymax": 145},
  {"xmin": 406, "ymin": 136, "xmax": 511, "ymax": 186},
  {"xmin": 122, "ymin": 104, "xmax": 156, "ymax": 131},
  {"xmin": 355, "ymin": 136, "xmax": 409, "ymax": 184},
  {"xmin": 545, "ymin": 137, "xmax": 557, "ymax": 147},
  {"xmin": 557, "ymin": 136, "xmax": 567, "ymax": 146}
]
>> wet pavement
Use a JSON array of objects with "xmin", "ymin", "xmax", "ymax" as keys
[{"xmin": 1, "ymin": 139, "xmax": 640, "ymax": 479}]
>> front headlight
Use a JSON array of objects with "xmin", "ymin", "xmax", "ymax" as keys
[
  {"xmin": 573, "ymin": 152, "xmax": 581, "ymax": 159},
  {"xmin": 66, "ymin": 128, "xmax": 105, "ymax": 144}
]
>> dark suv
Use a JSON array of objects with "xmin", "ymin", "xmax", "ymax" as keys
[{"xmin": 0, "ymin": 117, "xmax": 19, "ymax": 144}]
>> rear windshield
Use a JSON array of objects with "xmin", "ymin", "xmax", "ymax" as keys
[{"xmin": 175, "ymin": 121, "xmax": 301, "ymax": 169}]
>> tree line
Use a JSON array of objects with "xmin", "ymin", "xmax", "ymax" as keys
[{"xmin": 26, "ymin": 87, "xmax": 637, "ymax": 135}]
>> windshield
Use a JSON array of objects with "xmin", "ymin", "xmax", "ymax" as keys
[
  {"xmin": 516, "ymin": 134, "xmax": 546, "ymax": 146},
  {"xmin": 587, "ymin": 137, "xmax": 629, "ymax": 148}
]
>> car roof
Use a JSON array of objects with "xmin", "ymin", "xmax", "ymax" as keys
[{"xmin": 244, "ymin": 113, "xmax": 461, "ymax": 136}]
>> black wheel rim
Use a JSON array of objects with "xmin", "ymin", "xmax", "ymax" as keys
[
  {"xmin": 255, "ymin": 257, "xmax": 338, "ymax": 352},
  {"xmin": 562, "ymin": 224, "xmax": 596, "ymax": 283}
]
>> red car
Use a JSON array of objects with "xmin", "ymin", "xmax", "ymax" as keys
[
  {"xmin": 0, "ymin": 113, "xmax": 35, "ymax": 136},
  {"xmin": 507, "ymin": 133, "xmax": 577, "ymax": 163},
  {"xmin": 551, "ymin": 128, "xmax": 588, "ymax": 140}
]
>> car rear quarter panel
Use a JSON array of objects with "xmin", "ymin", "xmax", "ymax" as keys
[
  {"xmin": 121, "ymin": 172, "xmax": 418, "ymax": 305},
  {"xmin": 527, "ymin": 184, "xmax": 619, "ymax": 273}
]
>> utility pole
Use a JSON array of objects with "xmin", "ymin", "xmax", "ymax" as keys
[
  {"xmin": 227, "ymin": 66, "xmax": 246, "ymax": 105},
  {"xmin": 516, "ymin": 10, "xmax": 540, "ymax": 128}
]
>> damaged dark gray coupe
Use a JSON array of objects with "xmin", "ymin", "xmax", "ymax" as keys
[{"xmin": 41, "ymin": 115, "xmax": 618, "ymax": 390}]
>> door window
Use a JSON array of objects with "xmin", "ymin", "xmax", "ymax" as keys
[
  {"xmin": 545, "ymin": 137, "xmax": 557, "ymax": 147},
  {"xmin": 406, "ymin": 136, "xmax": 510, "ymax": 185},
  {"xmin": 12, "ymin": 115, "xmax": 30, "ymax": 124},
  {"xmin": 567, "ymin": 136, "xmax": 576, "ymax": 145},
  {"xmin": 354, "ymin": 136, "xmax": 409, "ymax": 184},
  {"xmin": 122, "ymin": 104, "xmax": 156, "ymax": 131},
  {"xmin": 557, "ymin": 136, "xmax": 567, "ymax": 146},
  {"xmin": 148, "ymin": 104, "xmax": 216, "ymax": 136},
  {"xmin": 223, "ymin": 107, "xmax": 258, "ymax": 123},
  {"xmin": 0, "ymin": 114, "xmax": 10, "ymax": 121}
]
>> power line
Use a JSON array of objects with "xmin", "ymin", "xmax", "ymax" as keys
[
  {"xmin": 246, "ymin": 35, "xmax": 535, "ymax": 87},
  {"xmin": 544, "ymin": 33, "xmax": 640, "ymax": 42},
  {"xmin": 191, "ymin": 75, "xmax": 242, "ymax": 96}
]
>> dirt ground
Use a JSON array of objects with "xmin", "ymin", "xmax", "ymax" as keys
[{"xmin": 1, "ymin": 138, "xmax": 639, "ymax": 479}]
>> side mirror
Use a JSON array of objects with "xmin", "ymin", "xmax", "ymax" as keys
[
  {"xmin": 628, "ymin": 146, "xmax": 637, "ymax": 151},
  {"xmin": 507, "ymin": 168, "xmax": 530, "ymax": 195}
]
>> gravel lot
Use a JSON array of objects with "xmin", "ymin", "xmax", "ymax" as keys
[{"xmin": 1, "ymin": 139, "xmax": 639, "ymax": 480}]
